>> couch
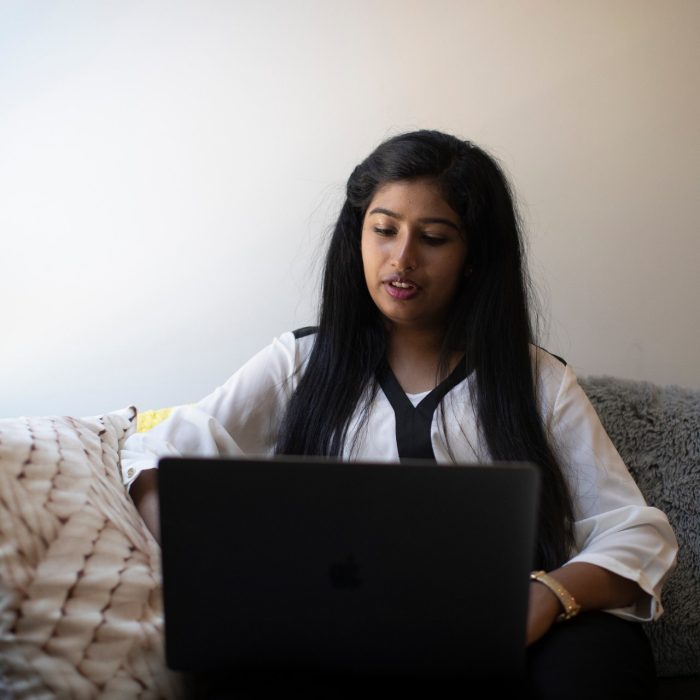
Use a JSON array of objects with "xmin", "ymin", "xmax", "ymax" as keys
[
  {"xmin": 0, "ymin": 375, "xmax": 697, "ymax": 699},
  {"xmin": 577, "ymin": 376, "xmax": 699, "ymax": 699}
]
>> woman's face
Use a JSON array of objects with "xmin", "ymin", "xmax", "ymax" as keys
[{"xmin": 361, "ymin": 178, "xmax": 468, "ymax": 333}]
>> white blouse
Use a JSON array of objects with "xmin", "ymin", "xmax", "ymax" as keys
[{"xmin": 120, "ymin": 330, "xmax": 678, "ymax": 622}]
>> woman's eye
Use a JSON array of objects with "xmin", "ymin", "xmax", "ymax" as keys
[
  {"xmin": 423, "ymin": 236, "xmax": 448, "ymax": 246},
  {"xmin": 373, "ymin": 227, "xmax": 395, "ymax": 236}
]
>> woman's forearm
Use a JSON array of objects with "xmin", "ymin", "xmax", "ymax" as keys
[
  {"xmin": 527, "ymin": 562, "xmax": 646, "ymax": 645},
  {"xmin": 546, "ymin": 562, "xmax": 645, "ymax": 613},
  {"xmin": 130, "ymin": 468, "xmax": 161, "ymax": 543}
]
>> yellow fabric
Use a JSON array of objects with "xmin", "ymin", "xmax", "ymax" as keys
[{"xmin": 137, "ymin": 407, "xmax": 174, "ymax": 433}]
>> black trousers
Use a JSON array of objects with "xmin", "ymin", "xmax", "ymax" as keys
[
  {"xmin": 190, "ymin": 612, "xmax": 657, "ymax": 699},
  {"xmin": 525, "ymin": 611, "xmax": 657, "ymax": 700}
]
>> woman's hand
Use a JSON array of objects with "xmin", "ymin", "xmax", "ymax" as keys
[{"xmin": 526, "ymin": 579, "xmax": 562, "ymax": 645}]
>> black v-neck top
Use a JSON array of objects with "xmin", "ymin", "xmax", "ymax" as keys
[{"xmin": 376, "ymin": 357, "xmax": 470, "ymax": 461}]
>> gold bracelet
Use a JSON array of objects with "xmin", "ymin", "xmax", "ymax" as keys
[{"xmin": 530, "ymin": 570, "xmax": 582, "ymax": 622}]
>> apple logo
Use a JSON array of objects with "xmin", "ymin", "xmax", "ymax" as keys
[{"xmin": 329, "ymin": 555, "xmax": 362, "ymax": 589}]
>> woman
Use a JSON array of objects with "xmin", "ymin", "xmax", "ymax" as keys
[{"xmin": 122, "ymin": 130, "xmax": 677, "ymax": 698}]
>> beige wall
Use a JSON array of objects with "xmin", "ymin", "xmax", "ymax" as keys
[{"xmin": 1, "ymin": 0, "xmax": 698, "ymax": 417}]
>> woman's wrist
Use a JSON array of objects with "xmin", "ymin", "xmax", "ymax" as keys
[
  {"xmin": 529, "ymin": 579, "xmax": 562, "ymax": 619},
  {"xmin": 526, "ymin": 579, "xmax": 563, "ymax": 645},
  {"xmin": 530, "ymin": 570, "xmax": 582, "ymax": 621}
]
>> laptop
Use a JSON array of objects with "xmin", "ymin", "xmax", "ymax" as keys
[{"xmin": 157, "ymin": 455, "xmax": 539, "ymax": 690}]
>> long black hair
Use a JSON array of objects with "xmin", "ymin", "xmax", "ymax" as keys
[{"xmin": 276, "ymin": 129, "xmax": 575, "ymax": 569}]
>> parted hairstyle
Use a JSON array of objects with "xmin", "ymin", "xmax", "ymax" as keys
[{"xmin": 276, "ymin": 129, "xmax": 575, "ymax": 570}]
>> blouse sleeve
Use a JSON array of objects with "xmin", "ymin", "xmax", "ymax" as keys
[
  {"xmin": 543, "ymin": 359, "xmax": 679, "ymax": 621},
  {"xmin": 119, "ymin": 331, "xmax": 301, "ymax": 490}
]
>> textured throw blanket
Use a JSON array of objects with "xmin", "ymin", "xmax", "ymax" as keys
[{"xmin": 0, "ymin": 409, "xmax": 185, "ymax": 699}]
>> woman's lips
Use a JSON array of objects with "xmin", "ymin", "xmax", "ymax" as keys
[{"xmin": 384, "ymin": 279, "xmax": 419, "ymax": 300}]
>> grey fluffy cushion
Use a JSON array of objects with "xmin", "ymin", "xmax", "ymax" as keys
[{"xmin": 580, "ymin": 376, "xmax": 700, "ymax": 677}]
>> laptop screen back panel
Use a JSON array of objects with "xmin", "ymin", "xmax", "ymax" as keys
[{"xmin": 158, "ymin": 457, "xmax": 539, "ymax": 681}]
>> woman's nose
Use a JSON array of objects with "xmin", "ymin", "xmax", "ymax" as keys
[{"xmin": 391, "ymin": 234, "xmax": 417, "ymax": 272}]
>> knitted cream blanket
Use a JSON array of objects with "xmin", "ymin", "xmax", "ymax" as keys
[{"xmin": 0, "ymin": 408, "xmax": 185, "ymax": 699}]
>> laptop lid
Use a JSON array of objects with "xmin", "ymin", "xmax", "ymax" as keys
[{"xmin": 157, "ymin": 455, "xmax": 539, "ymax": 682}]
